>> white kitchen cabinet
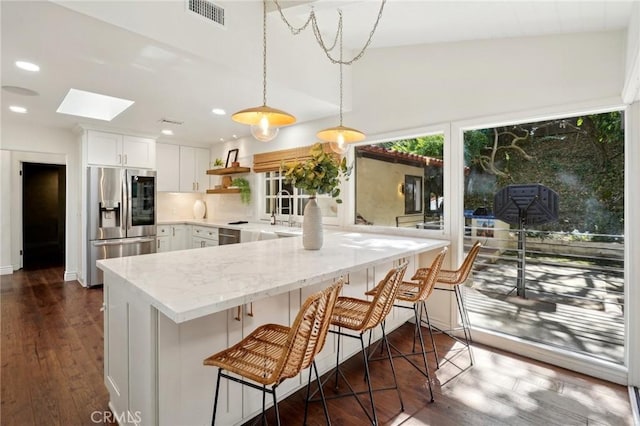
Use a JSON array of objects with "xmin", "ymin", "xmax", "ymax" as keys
[
  {"xmin": 192, "ymin": 226, "xmax": 218, "ymax": 248},
  {"xmin": 156, "ymin": 143, "xmax": 180, "ymax": 192},
  {"xmin": 157, "ymin": 224, "xmax": 188, "ymax": 252},
  {"xmin": 87, "ymin": 130, "xmax": 155, "ymax": 169},
  {"xmin": 156, "ymin": 235, "xmax": 171, "ymax": 252},
  {"xmin": 179, "ymin": 146, "xmax": 210, "ymax": 193}
]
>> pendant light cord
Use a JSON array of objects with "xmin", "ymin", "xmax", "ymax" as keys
[
  {"xmin": 339, "ymin": 19, "xmax": 343, "ymax": 126},
  {"xmin": 262, "ymin": 0, "xmax": 268, "ymax": 107},
  {"xmin": 273, "ymin": 0, "xmax": 386, "ymax": 65}
]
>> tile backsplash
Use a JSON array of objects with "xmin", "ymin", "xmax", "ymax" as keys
[
  {"xmin": 157, "ymin": 192, "xmax": 255, "ymax": 222},
  {"xmin": 157, "ymin": 192, "xmax": 206, "ymax": 221}
]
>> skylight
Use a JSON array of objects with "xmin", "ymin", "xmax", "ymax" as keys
[{"xmin": 56, "ymin": 88, "xmax": 134, "ymax": 121}]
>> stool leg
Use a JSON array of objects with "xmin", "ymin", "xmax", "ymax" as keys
[
  {"xmin": 261, "ymin": 385, "xmax": 267, "ymax": 426},
  {"xmin": 211, "ymin": 369, "xmax": 223, "ymax": 426},
  {"xmin": 413, "ymin": 304, "xmax": 434, "ymax": 402},
  {"xmin": 454, "ymin": 285, "xmax": 474, "ymax": 365},
  {"xmin": 421, "ymin": 301, "xmax": 440, "ymax": 368},
  {"xmin": 272, "ymin": 386, "xmax": 280, "ymax": 426},
  {"xmin": 303, "ymin": 361, "xmax": 331, "ymax": 425},
  {"xmin": 381, "ymin": 321, "xmax": 405, "ymax": 411},
  {"xmin": 334, "ymin": 327, "xmax": 342, "ymax": 389},
  {"xmin": 359, "ymin": 333, "xmax": 378, "ymax": 426}
]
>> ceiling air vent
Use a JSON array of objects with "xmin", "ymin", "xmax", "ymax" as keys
[{"xmin": 188, "ymin": 0, "xmax": 225, "ymax": 26}]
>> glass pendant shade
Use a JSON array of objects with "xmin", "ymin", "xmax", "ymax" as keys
[
  {"xmin": 250, "ymin": 115, "xmax": 279, "ymax": 142},
  {"xmin": 317, "ymin": 125, "xmax": 365, "ymax": 154},
  {"xmin": 232, "ymin": 105, "xmax": 295, "ymax": 142},
  {"xmin": 329, "ymin": 136, "xmax": 348, "ymax": 155}
]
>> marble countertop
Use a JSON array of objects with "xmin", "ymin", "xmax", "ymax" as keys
[{"xmin": 97, "ymin": 230, "xmax": 448, "ymax": 324}]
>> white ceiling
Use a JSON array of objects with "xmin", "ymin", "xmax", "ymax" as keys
[{"xmin": 1, "ymin": 0, "xmax": 635, "ymax": 146}]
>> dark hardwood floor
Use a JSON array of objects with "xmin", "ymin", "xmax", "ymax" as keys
[{"xmin": 1, "ymin": 267, "xmax": 633, "ymax": 425}]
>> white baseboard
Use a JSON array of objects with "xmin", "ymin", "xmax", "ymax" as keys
[
  {"xmin": 0, "ymin": 266, "xmax": 13, "ymax": 275},
  {"xmin": 63, "ymin": 270, "xmax": 78, "ymax": 282}
]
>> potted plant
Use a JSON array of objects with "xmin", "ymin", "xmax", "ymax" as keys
[
  {"xmin": 211, "ymin": 158, "xmax": 224, "ymax": 169},
  {"xmin": 282, "ymin": 143, "xmax": 351, "ymax": 249},
  {"xmin": 231, "ymin": 177, "xmax": 251, "ymax": 204}
]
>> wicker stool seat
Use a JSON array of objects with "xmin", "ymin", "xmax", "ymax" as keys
[
  {"xmin": 321, "ymin": 261, "xmax": 408, "ymax": 426},
  {"xmin": 413, "ymin": 241, "xmax": 482, "ymax": 367},
  {"xmin": 365, "ymin": 248, "xmax": 447, "ymax": 403},
  {"xmin": 204, "ymin": 279, "xmax": 344, "ymax": 426}
]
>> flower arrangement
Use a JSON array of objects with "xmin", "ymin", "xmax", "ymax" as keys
[{"xmin": 282, "ymin": 143, "xmax": 351, "ymax": 203}]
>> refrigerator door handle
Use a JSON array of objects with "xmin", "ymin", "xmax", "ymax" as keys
[{"xmin": 93, "ymin": 237, "xmax": 155, "ymax": 247}]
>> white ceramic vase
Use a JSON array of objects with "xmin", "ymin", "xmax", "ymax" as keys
[
  {"xmin": 303, "ymin": 197, "xmax": 323, "ymax": 250},
  {"xmin": 193, "ymin": 199, "xmax": 206, "ymax": 219}
]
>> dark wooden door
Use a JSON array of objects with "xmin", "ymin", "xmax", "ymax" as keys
[{"xmin": 22, "ymin": 163, "xmax": 66, "ymax": 270}]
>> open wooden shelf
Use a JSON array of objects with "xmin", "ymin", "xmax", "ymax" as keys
[
  {"xmin": 206, "ymin": 188, "xmax": 241, "ymax": 194},
  {"xmin": 206, "ymin": 166, "xmax": 250, "ymax": 175}
]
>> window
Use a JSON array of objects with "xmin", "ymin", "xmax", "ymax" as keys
[
  {"xmin": 403, "ymin": 175, "xmax": 422, "ymax": 214},
  {"xmin": 262, "ymin": 171, "xmax": 338, "ymax": 221},
  {"xmin": 461, "ymin": 111, "xmax": 625, "ymax": 364},
  {"xmin": 354, "ymin": 131, "xmax": 445, "ymax": 230}
]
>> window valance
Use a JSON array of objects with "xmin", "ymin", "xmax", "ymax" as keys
[{"xmin": 252, "ymin": 143, "xmax": 335, "ymax": 173}]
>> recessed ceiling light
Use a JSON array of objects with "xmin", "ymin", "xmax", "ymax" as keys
[
  {"xmin": 161, "ymin": 129, "xmax": 174, "ymax": 136},
  {"xmin": 232, "ymin": 134, "xmax": 238, "ymax": 139},
  {"xmin": 212, "ymin": 108, "xmax": 226, "ymax": 116},
  {"xmin": 219, "ymin": 138, "xmax": 224, "ymax": 142},
  {"xmin": 15, "ymin": 61, "xmax": 40, "ymax": 72},
  {"xmin": 9, "ymin": 105, "xmax": 27, "ymax": 113},
  {"xmin": 57, "ymin": 88, "xmax": 134, "ymax": 121}
]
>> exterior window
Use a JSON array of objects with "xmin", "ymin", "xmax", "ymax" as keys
[
  {"xmin": 262, "ymin": 171, "xmax": 338, "ymax": 221},
  {"xmin": 355, "ymin": 132, "xmax": 445, "ymax": 229},
  {"xmin": 462, "ymin": 111, "xmax": 625, "ymax": 364}
]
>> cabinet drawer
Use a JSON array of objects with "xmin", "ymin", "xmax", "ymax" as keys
[
  {"xmin": 192, "ymin": 226, "xmax": 218, "ymax": 240},
  {"xmin": 157, "ymin": 225, "xmax": 171, "ymax": 236}
]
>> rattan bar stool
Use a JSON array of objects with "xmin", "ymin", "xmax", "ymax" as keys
[
  {"xmin": 365, "ymin": 247, "xmax": 448, "ymax": 403},
  {"xmin": 203, "ymin": 279, "xmax": 344, "ymax": 426},
  {"xmin": 323, "ymin": 261, "xmax": 408, "ymax": 426},
  {"xmin": 414, "ymin": 241, "xmax": 482, "ymax": 366}
]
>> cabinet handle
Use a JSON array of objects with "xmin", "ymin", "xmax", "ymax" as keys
[
  {"xmin": 117, "ymin": 154, "xmax": 122, "ymax": 164},
  {"xmin": 157, "ymin": 240, "xmax": 160, "ymax": 249},
  {"xmin": 233, "ymin": 303, "xmax": 254, "ymax": 321},
  {"xmin": 124, "ymin": 154, "xmax": 127, "ymax": 164},
  {"xmin": 172, "ymin": 228, "xmax": 175, "ymax": 237},
  {"xmin": 196, "ymin": 182, "xmax": 199, "ymax": 190},
  {"xmin": 201, "ymin": 241, "xmax": 205, "ymax": 248}
]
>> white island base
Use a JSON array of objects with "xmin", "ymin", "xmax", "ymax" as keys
[{"xmin": 98, "ymin": 231, "xmax": 448, "ymax": 425}]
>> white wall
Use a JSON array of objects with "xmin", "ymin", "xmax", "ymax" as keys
[
  {"xmin": 623, "ymin": 2, "xmax": 640, "ymax": 103},
  {"xmin": 0, "ymin": 123, "xmax": 80, "ymax": 280},
  {"xmin": 625, "ymin": 101, "xmax": 640, "ymax": 388},
  {"xmin": 350, "ymin": 31, "xmax": 625, "ymax": 134},
  {"xmin": 0, "ymin": 150, "xmax": 12, "ymax": 274}
]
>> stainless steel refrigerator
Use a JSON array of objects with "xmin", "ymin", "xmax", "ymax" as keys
[{"xmin": 87, "ymin": 167, "xmax": 157, "ymax": 287}]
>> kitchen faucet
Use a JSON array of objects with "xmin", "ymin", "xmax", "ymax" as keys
[{"xmin": 275, "ymin": 189, "xmax": 294, "ymax": 227}]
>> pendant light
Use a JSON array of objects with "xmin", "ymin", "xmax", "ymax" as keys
[
  {"xmin": 232, "ymin": 0, "xmax": 296, "ymax": 142},
  {"xmin": 316, "ymin": 13, "xmax": 365, "ymax": 154}
]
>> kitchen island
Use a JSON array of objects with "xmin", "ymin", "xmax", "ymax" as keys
[{"xmin": 97, "ymin": 230, "xmax": 448, "ymax": 425}]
